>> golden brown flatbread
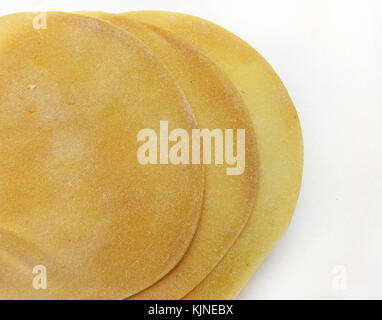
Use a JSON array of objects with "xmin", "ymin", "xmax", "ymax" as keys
[{"xmin": 0, "ymin": 12, "xmax": 203, "ymax": 299}]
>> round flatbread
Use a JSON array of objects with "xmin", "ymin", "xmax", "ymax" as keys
[
  {"xmin": 125, "ymin": 11, "xmax": 303, "ymax": 299},
  {"xmin": 0, "ymin": 12, "xmax": 203, "ymax": 299},
  {"xmin": 80, "ymin": 12, "xmax": 257, "ymax": 300}
]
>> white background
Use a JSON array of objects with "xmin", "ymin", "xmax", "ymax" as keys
[{"xmin": 1, "ymin": 0, "xmax": 381, "ymax": 300}]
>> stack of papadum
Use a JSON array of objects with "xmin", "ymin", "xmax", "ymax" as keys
[{"xmin": 0, "ymin": 11, "xmax": 303, "ymax": 300}]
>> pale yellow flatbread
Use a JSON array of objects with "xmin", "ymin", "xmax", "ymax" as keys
[
  {"xmin": 125, "ymin": 11, "xmax": 303, "ymax": 299},
  {"xmin": 0, "ymin": 12, "xmax": 203, "ymax": 299},
  {"xmin": 79, "ymin": 12, "xmax": 257, "ymax": 300}
]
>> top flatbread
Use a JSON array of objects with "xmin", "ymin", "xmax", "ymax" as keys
[{"xmin": 0, "ymin": 12, "xmax": 203, "ymax": 299}]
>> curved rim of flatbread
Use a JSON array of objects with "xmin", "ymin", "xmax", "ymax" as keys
[
  {"xmin": 78, "ymin": 11, "xmax": 257, "ymax": 299},
  {"xmin": 124, "ymin": 10, "xmax": 304, "ymax": 300}
]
